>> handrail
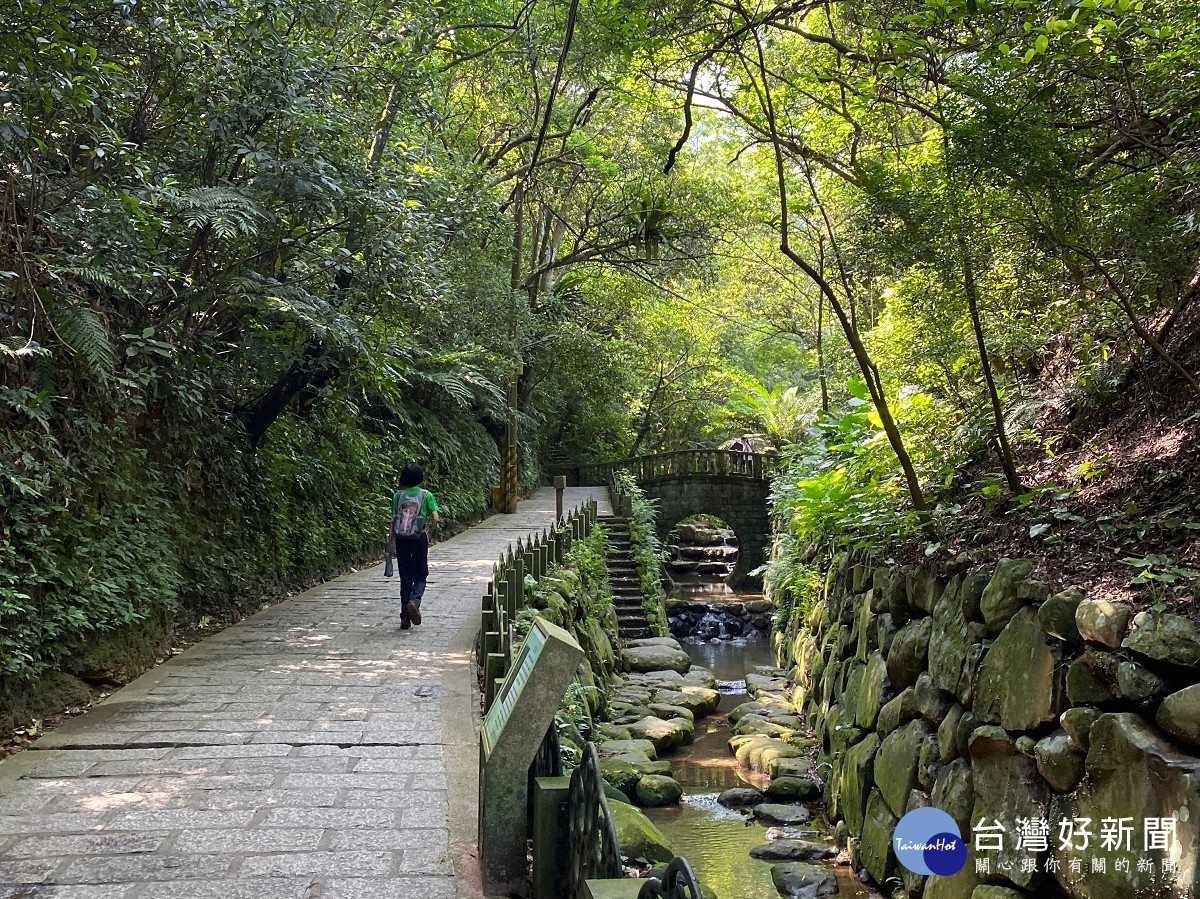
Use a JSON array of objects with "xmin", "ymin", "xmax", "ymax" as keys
[
  {"xmin": 567, "ymin": 742, "xmax": 623, "ymax": 899},
  {"xmin": 638, "ymin": 857, "xmax": 704, "ymax": 899},
  {"xmin": 580, "ymin": 449, "xmax": 776, "ymax": 486}
]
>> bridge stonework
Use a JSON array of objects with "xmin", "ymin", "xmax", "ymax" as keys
[{"xmin": 640, "ymin": 475, "xmax": 771, "ymax": 589}]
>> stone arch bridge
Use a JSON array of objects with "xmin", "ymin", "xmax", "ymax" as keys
[{"xmin": 577, "ymin": 450, "xmax": 774, "ymax": 588}]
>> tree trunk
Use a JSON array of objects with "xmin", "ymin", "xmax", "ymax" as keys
[
  {"xmin": 241, "ymin": 343, "xmax": 341, "ymax": 448},
  {"xmin": 749, "ymin": 32, "xmax": 932, "ymax": 527},
  {"xmin": 958, "ymin": 232, "xmax": 1022, "ymax": 494}
]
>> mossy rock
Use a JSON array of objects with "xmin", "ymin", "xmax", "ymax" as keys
[
  {"xmin": 600, "ymin": 758, "xmax": 642, "ymax": 795},
  {"xmin": 609, "ymin": 801, "xmax": 674, "ymax": 863},
  {"xmin": 765, "ymin": 776, "xmax": 822, "ymax": 802},
  {"xmin": 598, "ymin": 739, "xmax": 657, "ymax": 759},
  {"xmin": 635, "ymin": 774, "xmax": 682, "ymax": 807},
  {"xmin": 627, "ymin": 715, "xmax": 693, "ymax": 753},
  {"xmin": 729, "ymin": 734, "xmax": 805, "ymax": 774}
]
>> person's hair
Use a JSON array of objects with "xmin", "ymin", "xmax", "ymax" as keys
[{"xmin": 399, "ymin": 463, "xmax": 425, "ymax": 487}]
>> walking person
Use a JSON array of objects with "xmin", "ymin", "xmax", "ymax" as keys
[{"xmin": 390, "ymin": 463, "xmax": 440, "ymax": 629}]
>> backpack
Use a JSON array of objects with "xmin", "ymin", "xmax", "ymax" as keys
[{"xmin": 393, "ymin": 489, "xmax": 428, "ymax": 539}]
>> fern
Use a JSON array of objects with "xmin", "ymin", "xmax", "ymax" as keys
[
  {"xmin": 54, "ymin": 303, "xmax": 116, "ymax": 381},
  {"xmin": 258, "ymin": 287, "xmax": 364, "ymax": 353},
  {"xmin": 157, "ymin": 185, "xmax": 265, "ymax": 239},
  {"xmin": 53, "ymin": 266, "xmax": 132, "ymax": 297},
  {"xmin": 388, "ymin": 346, "xmax": 506, "ymax": 415},
  {"xmin": 0, "ymin": 335, "xmax": 46, "ymax": 358}
]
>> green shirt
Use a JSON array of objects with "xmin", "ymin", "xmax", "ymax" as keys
[{"xmin": 391, "ymin": 487, "xmax": 439, "ymax": 519}]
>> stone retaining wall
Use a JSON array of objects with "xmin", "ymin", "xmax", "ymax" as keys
[{"xmin": 774, "ymin": 550, "xmax": 1200, "ymax": 899}]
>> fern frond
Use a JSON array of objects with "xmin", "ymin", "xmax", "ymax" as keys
[
  {"xmin": 255, "ymin": 286, "xmax": 364, "ymax": 354},
  {"xmin": 54, "ymin": 303, "xmax": 115, "ymax": 380},
  {"xmin": 156, "ymin": 185, "xmax": 265, "ymax": 239},
  {"xmin": 0, "ymin": 335, "xmax": 46, "ymax": 358},
  {"xmin": 52, "ymin": 266, "xmax": 132, "ymax": 297}
]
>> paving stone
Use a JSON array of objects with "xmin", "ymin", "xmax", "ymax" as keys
[
  {"xmin": 236, "ymin": 850, "xmax": 394, "ymax": 878},
  {"xmin": 4, "ymin": 831, "xmax": 170, "ymax": 858},
  {"xmin": 261, "ymin": 807, "xmax": 399, "ymax": 829},
  {"xmin": 0, "ymin": 858, "xmax": 62, "ymax": 883},
  {"xmin": 225, "ymin": 755, "xmax": 351, "ymax": 774},
  {"xmin": 325, "ymin": 828, "xmax": 448, "ymax": 852},
  {"xmin": 143, "ymin": 880, "xmax": 313, "ymax": 899},
  {"xmin": 0, "ymin": 813, "xmax": 112, "ymax": 835},
  {"xmin": 132, "ymin": 774, "xmax": 276, "ymax": 793},
  {"xmin": 395, "ymin": 847, "xmax": 455, "ymax": 875},
  {"xmin": 56, "ymin": 853, "xmax": 235, "ymax": 883},
  {"xmin": 104, "ymin": 809, "xmax": 256, "ymax": 831},
  {"xmin": 399, "ymin": 805, "xmax": 449, "ymax": 828},
  {"xmin": 0, "ymin": 887, "xmax": 138, "ymax": 899},
  {"xmin": 173, "ymin": 828, "xmax": 325, "ymax": 854},
  {"xmin": 320, "ymin": 877, "xmax": 457, "ymax": 899}
]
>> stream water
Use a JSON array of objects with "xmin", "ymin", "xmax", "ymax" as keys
[{"xmin": 644, "ymin": 583, "xmax": 871, "ymax": 899}]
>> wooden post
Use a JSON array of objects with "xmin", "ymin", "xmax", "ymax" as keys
[
  {"xmin": 553, "ymin": 474, "xmax": 566, "ymax": 523},
  {"xmin": 514, "ymin": 552, "xmax": 526, "ymax": 612},
  {"xmin": 484, "ymin": 652, "xmax": 505, "ymax": 710}
]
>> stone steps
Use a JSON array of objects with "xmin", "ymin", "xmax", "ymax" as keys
[{"xmin": 600, "ymin": 514, "xmax": 650, "ymax": 641}]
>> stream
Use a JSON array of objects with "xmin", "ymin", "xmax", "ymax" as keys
[{"xmin": 644, "ymin": 582, "xmax": 871, "ymax": 899}]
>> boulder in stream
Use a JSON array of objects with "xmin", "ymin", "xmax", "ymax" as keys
[
  {"xmin": 730, "ymin": 734, "xmax": 806, "ymax": 773},
  {"xmin": 770, "ymin": 862, "xmax": 838, "ymax": 898},
  {"xmin": 627, "ymin": 715, "xmax": 694, "ymax": 752},
  {"xmin": 750, "ymin": 839, "xmax": 835, "ymax": 862},
  {"xmin": 753, "ymin": 802, "xmax": 812, "ymax": 826},
  {"xmin": 609, "ymin": 801, "xmax": 674, "ymax": 863},
  {"xmin": 623, "ymin": 644, "xmax": 692, "ymax": 674},
  {"xmin": 597, "ymin": 739, "xmax": 657, "ymax": 759},
  {"xmin": 765, "ymin": 776, "xmax": 822, "ymax": 801},
  {"xmin": 635, "ymin": 774, "xmax": 683, "ymax": 807},
  {"xmin": 717, "ymin": 786, "xmax": 763, "ymax": 807}
]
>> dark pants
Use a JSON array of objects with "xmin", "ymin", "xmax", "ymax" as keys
[{"xmin": 394, "ymin": 534, "xmax": 429, "ymax": 619}]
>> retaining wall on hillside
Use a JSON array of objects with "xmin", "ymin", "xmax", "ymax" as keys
[{"xmin": 774, "ymin": 550, "xmax": 1200, "ymax": 899}]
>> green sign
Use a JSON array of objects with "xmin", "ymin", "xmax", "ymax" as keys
[
  {"xmin": 482, "ymin": 624, "xmax": 546, "ymax": 753},
  {"xmin": 478, "ymin": 615, "xmax": 583, "ymax": 896}
]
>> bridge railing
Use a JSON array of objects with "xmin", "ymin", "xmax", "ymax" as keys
[{"xmin": 580, "ymin": 449, "xmax": 775, "ymax": 486}]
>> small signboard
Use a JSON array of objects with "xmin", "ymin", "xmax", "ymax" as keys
[
  {"xmin": 479, "ymin": 616, "xmax": 583, "ymax": 897},
  {"xmin": 483, "ymin": 624, "xmax": 546, "ymax": 752}
]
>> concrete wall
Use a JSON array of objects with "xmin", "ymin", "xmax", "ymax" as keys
[{"xmin": 640, "ymin": 476, "xmax": 771, "ymax": 588}]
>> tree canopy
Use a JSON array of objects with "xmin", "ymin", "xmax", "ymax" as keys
[{"xmin": 4, "ymin": 0, "xmax": 1199, "ymax": 680}]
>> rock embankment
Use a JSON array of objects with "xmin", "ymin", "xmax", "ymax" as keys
[{"xmin": 776, "ymin": 551, "xmax": 1200, "ymax": 899}]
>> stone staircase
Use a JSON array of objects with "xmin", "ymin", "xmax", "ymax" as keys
[{"xmin": 600, "ymin": 515, "xmax": 652, "ymax": 639}]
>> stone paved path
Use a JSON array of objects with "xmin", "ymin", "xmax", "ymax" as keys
[{"xmin": 0, "ymin": 487, "xmax": 608, "ymax": 899}]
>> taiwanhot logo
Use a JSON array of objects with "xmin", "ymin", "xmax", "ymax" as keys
[{"xmin": 892, "ymin": 808, "xmax": 967, "ymax": 876}]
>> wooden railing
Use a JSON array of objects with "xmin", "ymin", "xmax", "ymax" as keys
[
  {"xmin": 579, "ymin": 449, "xmax": 776, "ymax": 486},
  {"xmin": 479, "ymin": 498, "xmax": 598, "ymax": 712}
]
